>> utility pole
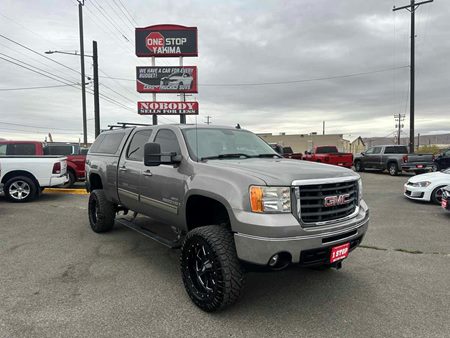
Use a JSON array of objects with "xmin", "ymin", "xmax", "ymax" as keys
[
  {"xmin": 322, "ymin": 121, "xmax": 325, "ymax": 135},
  {"xmin": 394, "ymin": 113, "xmax": 405, "ymax": 145},
  {"xmin": 205, "ymin": 116, "xmax": 212, "ymax": 125},
  {"xmin": 393, "ymin": 0, "xmax": 434, "ymax": 153},
  {"xmin": 417, "ymin": 133, "xmax": 420, "ymax": 149},
  {"xmin": 77, "ymin": 0, "xmax": 87, "ymax": 145},
  {"xmin": 179, "ymin": 56, "xmax": 186, "ymax": 124},
  {"xmin": 92, "ymin": 41, "xmax": 100, "ymax": 138}
]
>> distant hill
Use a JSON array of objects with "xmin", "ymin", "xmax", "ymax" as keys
[{"xmin": 363, "ymin": 133, "xmax": 450, "ymax": 148}]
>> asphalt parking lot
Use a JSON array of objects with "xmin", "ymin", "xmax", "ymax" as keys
[{"xmin": 0, "ymin": 172, "xmax": 449, "ymax": 338}]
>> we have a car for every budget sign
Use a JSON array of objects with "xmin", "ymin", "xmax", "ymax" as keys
[{"xmin": 136, "ymin": 66, "xmax": 198, "ymax": 93}]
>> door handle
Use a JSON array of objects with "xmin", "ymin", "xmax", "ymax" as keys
[
  {"xmin": 143, "ymin": 170, "xmax": 152, "ymax": 177},
  {"xmin": 119, "ymin": 166, "xmax": 127, "ymax": 172}
]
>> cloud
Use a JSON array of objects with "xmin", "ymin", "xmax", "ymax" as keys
[{"xmin": 0, "ymin": 0, "xmax": 448, "ymax": 142}]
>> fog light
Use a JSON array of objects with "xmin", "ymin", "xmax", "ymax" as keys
[{"xmin": 268, "ymin": 254, "xmax": 279, "ymax": 267}]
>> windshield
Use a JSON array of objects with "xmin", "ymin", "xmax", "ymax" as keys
[{"xmin": 182, "ymin": 128, "xmax": 279, "ymax": 161}]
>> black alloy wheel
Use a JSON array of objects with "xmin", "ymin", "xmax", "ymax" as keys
[{"xmin": 181, "ymin": 226, "xmax": 244, "ymax": 312}]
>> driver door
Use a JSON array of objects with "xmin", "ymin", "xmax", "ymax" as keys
[{"xmin": 139, "ymin": 128, "xmax": 187, "ymax": 225}]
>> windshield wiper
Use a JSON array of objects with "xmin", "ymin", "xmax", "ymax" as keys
[
  {"xmin": 200, "ymin": 153, "xmax": 252, "ymax": 161},
  {"xmin": 252, "ymin": 153, "xmax": 282, "ymax": 158}
]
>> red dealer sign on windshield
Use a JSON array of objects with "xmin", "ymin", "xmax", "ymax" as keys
[
  {"xmin": 135, "ymin": 24, "xmax": 198, "ymax": 57},
  {"xmin": 138, "ymin": 102, "xmax": 199, "ymax": 115}
]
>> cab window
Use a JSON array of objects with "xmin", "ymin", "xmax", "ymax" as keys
[
  {"xmin": 127, "ymin": 130, "xmax": 153, "ymax": 161},
  {"xmin": 154, "ymin": 129, "xmax": 181, "ymax": 162}
]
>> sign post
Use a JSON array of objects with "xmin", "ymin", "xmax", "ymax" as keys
[{"xmin": 135, "ymin": 24, "xmax": 198, "ymax": 125}]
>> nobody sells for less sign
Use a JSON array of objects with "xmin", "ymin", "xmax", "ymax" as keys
[{"xmin": 138, "ymin": 102, "xmax": 199, "ymax": 115}]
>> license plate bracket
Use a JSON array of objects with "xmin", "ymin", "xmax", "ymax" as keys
[{"xmin": 330, "ymin": 242, "xmax": 350, "ymax": 263}]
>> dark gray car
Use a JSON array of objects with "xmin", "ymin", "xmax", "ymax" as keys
[{"xmin": 85, "ymin": 124, "xmax": 369, "ymax": 311}]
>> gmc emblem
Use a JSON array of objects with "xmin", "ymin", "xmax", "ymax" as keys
[{"xmin": 323, "ymin": 194, "xmax": 351, "ymax": 207}]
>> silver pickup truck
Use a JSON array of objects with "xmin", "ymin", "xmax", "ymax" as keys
[{"xmin": 85, "ymin": 124, "xmax": 369, "ymax": 311}]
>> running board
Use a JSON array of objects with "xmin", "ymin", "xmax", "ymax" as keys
[{"xmin": 115, "ymin": 217, "xmax": 182, "ymax": 249}]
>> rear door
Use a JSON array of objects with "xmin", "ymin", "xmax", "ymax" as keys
[{"xmin": 117, "ymin": 129, "xmax": 153, "ymax": 212}]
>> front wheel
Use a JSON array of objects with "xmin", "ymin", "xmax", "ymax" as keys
[
  {"xmin": 180, "ymin": 225, "xmax": 245, "ymax": 312},
  {"xmin": 431, "ymin": 186, "xmax": 445, "ymax": 204},
  {"xmin": 388, "ymin": 162, "xmax": 399, "ymax": 176},
  {"xmin": 88, "ymin": 190, "xmax": 116, "ymax": 233},
  {"xmin": 4, "ymin": 176, "xmax": 37, "ymax": 202}
]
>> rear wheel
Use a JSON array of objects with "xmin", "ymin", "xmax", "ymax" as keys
[
  {"xmin": 354, "ymin": 160, "xmax": 363, "ymax": 172},
  {"xmin": 388, "ymin": 162, "xmax": 399, "ymax": 176},
  {"xmin": 61, "ymin": 171, "xmax": 76, "ymax": 188},
  {"xmin": 431, "ymin": 186, "xmax": 445, "ymax": 204},
  {"xmin": 4, "ymin": 176, "xmax": 37, "ymax": 203},
  {"xmin": 180, "ymin": 225, "xmax": 245, "ymax": 312},
  {"xmin": 88, "ymin": 190, "xmax": 115, "ymax": 233}
]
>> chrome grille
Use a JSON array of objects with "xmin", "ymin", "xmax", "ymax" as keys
[{"xmin": 296, "ymin": 180, "xmax": 359, "ymax": 225}]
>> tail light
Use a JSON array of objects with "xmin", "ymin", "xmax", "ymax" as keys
[
  {"xmin": 52, "ymin": 162, "xmax": 61, "ymax": 174},
  {"xmin": 402, "ymin": 155, "xmax": 408, "ymax": 163}
]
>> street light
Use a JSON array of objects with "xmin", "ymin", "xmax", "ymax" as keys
[{"xmin": 45, "ymin": 41, "xmax": 100, "ymax": 139}]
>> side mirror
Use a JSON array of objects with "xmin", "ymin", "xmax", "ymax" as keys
[
  {"xmin": 144, "ymin": 142, "xmax": 162, "ymax": 166},
  {"xmin": 144, "ymin": 142, "xmax": 182, "ymax": 166},
  {"xmin": 361, "ymin": 152, "xmax": 365, "ymax": 156}
]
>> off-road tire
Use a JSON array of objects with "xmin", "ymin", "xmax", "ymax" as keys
[
  {"xmin": 61, "ymin": 171, "xmax": 76, "ymax": 188},
  {"xmin": 4, "ymin": 176, "xmax": 37, "ymax": 203},
  {"xmin": 354, "ymin": 160, "xmax": 363, "ymax": 172},
  {"xmin": 88, "ymin": 189, "xmax": 115, "ymax": 233},
  {"xmin": 388, "ymin": 162, "xmax": 399, "ymax": 176},
  {"xmin": 180, "ymin": 225, "xmax": 245, "ymax": 312},
  {"xmin": 431, "ymin": 186, "xmax": 445, "ymax": 204}
]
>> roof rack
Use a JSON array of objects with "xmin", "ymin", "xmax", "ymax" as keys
[{"xmin": 108, "ymin": 122, "xmax": 153, "ymax": 130}]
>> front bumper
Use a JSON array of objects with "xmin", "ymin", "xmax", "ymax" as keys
[
  {"xmin": 233, "ymin": 204, "xmax": 369, "ymax": 265},
  {"xmin": 403, "ymin": 183, "xmax": 432, "ymax": 201}
]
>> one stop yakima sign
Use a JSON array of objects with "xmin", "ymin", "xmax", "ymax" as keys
[
  {"xmin": 136, "ymin": 24, "xmax": 198, "ymax": 57},
  {"xmin": 138, "ymin": 102, "xmax": 199, "ymax": 115}
]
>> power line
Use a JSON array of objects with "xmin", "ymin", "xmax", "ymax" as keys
[
  {"xmin": 88, "ymin": 0, "xmax": 132, "ymax": 44},
  {"xmin": 116, "ymin": 0, "xmax": 139, "ymax": 26},
  {"xmin": 0, "ymin": 33, "xmax": 81, "ymax": 76},
  {"xmin": 0, "ymin": 121, "xmax": 80, "ymax": 132},
  {"xmin": 98, "ymin": 65, "xmax": 410, "ymax": 86},
  {"xmin": 112, "ymin": 0, "xmax": 137, "ymax": 28},
  {"xmin": 201, "ymin": 66, "xmax": 410, "ymax": 86},
  {"xmin": 0, "ymin": 84, "xmax": 78, "ymax": 91}
]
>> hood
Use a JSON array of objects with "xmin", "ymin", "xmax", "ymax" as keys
[
  {"xmin": 408, "ymin": 171, "xmax": 449, "ymax": 183},
  {"xmin": 204, "ymin": 158, "xmax": 358, "ymax": 185}
]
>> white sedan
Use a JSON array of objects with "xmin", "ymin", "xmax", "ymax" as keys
[{"xmin": 404, "ymin": 169, "xmax": 450, "ymax": 204}]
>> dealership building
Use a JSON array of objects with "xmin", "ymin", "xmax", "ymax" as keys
[{"xmin": 257, "ymin": 133, "xmax": 349, "ymax": 154}]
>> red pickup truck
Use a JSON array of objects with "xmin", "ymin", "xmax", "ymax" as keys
[
  {"xmin": 0, "ymin": 140, "xmax": 86, "ymax": 187},
  {"xmin": 303, "ymin": 145, "xmax": 353, "ymax": 168}
]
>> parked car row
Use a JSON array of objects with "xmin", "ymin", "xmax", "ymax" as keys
[{"xmin": 0, "ymin": 140, "xmax": 87, "ymax": 187}]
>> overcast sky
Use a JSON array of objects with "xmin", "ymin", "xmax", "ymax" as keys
[{"xmin": 0, "ymin": 0, "xmax": 449, "ymax": 143}]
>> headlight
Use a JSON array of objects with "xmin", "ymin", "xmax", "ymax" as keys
[
  {"xmin": 411, "ymin": 181, "xmax": 431, "ymax": 187},
  {"xmin": 249, "ymin": 186, "xmax": 291, "ymax": 213},
  {"xmin": 358, "ymin": 178, "xmax": 363, "ymax": 203}
]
